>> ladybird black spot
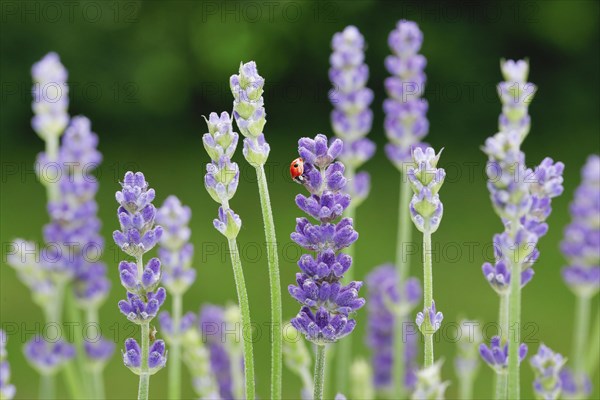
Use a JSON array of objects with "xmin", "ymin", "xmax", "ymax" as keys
[{"xmin": 294, "ymin": 163, "xmax": 298, "ymax": 167}]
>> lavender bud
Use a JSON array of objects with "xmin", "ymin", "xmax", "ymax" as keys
[
  {"xmin": 213, "ymin": 207, "xmax": 242, "ymax": 239},
  {"xmin": 415, "ymin": 300, "xmax": 443, "ymax": 335},
  {"xmin": 204, "ymin": 157, "xmax": 239, "ymax": 204},
  {"xmin": 122, "ymin": 338, "xmax": 167, "ymax": 376},
  {"xmin": 529, "ymin": 344, "xmax": 566, "ymax": 400},
  {"xmin": 84, "ymin": 337, "xmax": 115, "ymax": 371},
  {"xmin": 411, "ymin": 360, "xmax": 450, "ymax": 400},
  {"xmin": 203, "ymin": 112, "xmax": 239, "ymax": 161},
  {"xmin": 479, "ymin": 336, "xmax": 528, "ymax": 373},
  {"xmin": 408, "ymin": 147, "xmax": 445, "ymax": 233},
  {"xmin": 230, "ymin": 61, "xmax": 267, "ymax": 139},
  {"xmin": 24, "ymin": 337, "xmax": 75, "ymax": 375}
]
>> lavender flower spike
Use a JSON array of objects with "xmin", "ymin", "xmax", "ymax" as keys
[
  {"xmin": 114, "ymin": 171, "xmax": 166, "ymax": 399},
  {"xmin": 498, "ymin": 59, "xmax": 537, "ymax": 140},
  {"xmin": 561, "ymin": 155, "xmax": 600, "ymax": 298},
  {"xmin": 181, "ymin": 326, "xmax": 219, "ymax": 399},
  {"xmin": 24, "ymin": 337, "xmax": 75, "ymax": 375},
  {"xmin": 202, "ymin": 111, "xmax": 256, "ymax": 400},
  {"xmin": 479, "ymin": 336, "xmax": 528, "ymax": 373},
  {"xmin": 290, "ymin": 134, "xmax": 365, "ymax": 400},
  {"xmin": 384, "ymin": 20, "xmax": 429, "ymax": 170},
  {"xmin": 529, "ymin": 344, "xmax": 566, "ymax": 400},
  {"xmin": 366, "ymin": 265, "xmax": 421, "ymax": 390},
  {"xmin": 0, "ymin": 330, "xmax": 16, "ymax": 400},
  {"xmin": 329, "ymin": 25, "xmax": 375, "ymax": 205}
]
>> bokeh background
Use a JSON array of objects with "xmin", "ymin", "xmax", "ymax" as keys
[{"xmin": 1, "ymin": 0, "xmax": 599, "ymax": 398}]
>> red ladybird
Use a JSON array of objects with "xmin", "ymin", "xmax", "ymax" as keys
[{"xmin": 290, "ymin": 157, "xmax": 304, "ymax": 183}]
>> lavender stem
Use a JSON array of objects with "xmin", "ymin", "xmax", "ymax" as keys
[
  {"xmin": 507, "ymin": 256, "xmax": 522, "ymax": 399},
  {"xmin": 394, "ymin": 175, "xmax": 413, "ymax": 397},
  {"xmin": 137, "ymin": 255, "xmax": 151, "ymax": 400},
  {"xmin": 227, "ymin": 238, "xmax": 256, "ymax": 400},
  {"xmin": 40, "ymin": 373, "xmax": 55, "ymax": 400},
  {"xmin": 168, "ymin": 293, "xmax": 182, "ymax": 399},
  {"xmin": 585, "ymin": 306, "xmax": 600, "ymax": 375},
  {"xmin": 572, "ymin": 294, "xmax": 591, "ymax": 393},
  {"xmin": 494, "ymin": 294, "xmax": 508, "ymax": 399},
  {"xmin": 86, "ymin": 308, "xmax": 105, "ymax": 399},
  {"xmin": 423, "ymin": 230, "xmax": 434, "ymax": 367},
  {"xmin": 255, "ymin": 164, "xmax": 282, "ymax": 400},
  {"xmin": 314, "ymin": 344, "xmax": 326, "ymax": 400}
]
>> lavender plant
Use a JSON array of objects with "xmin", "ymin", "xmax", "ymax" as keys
[
  {"xmin": 328, "ymin": 25, "xmax": 375, "ymax": 391},
  {"xmin": 113, "ymin": 171, "xmax": 167, "ymax": 399},
  {"xmin": 383, "ymin": 20, "xmax": 429, "ymax": 397},
  {"xmin": 408, "ymin": 147, "xmax": 445, "ymax": 368},
  {"xmin": 411, "ymin": 360, "xmax": 449, "ymax": 400},
  {"xmin": 230, "ymin": 61, "xmax": 283, "ymax": 399},
  {"xmin": 481, "ymin": 59, "xmax": 564, "ymax": 399},
  {"xmin": 0, "ymin": 330, "xmax": 16, "ymax": 400},
  {"xmin": 180, "ymin": 321, "xmax": 220, "ymax": 399},
  {"xmin": 529, "ymin": 344, "xmax": 566, "ymax": 399},
  {"xmin": 199, "ymin": 304, "xmax": 245, "ymax": 399},
  {"xmin": 24, "ymin": 337, "xmax": 75, "ymax": 399},
  {"xmin": 283, "ymin": 323, "xmax": 314, "ymax": 399},
  {"xmin": 202, "ymin": 112, "xmax": 255, "ymax": 399},
  {"xmin": 454, "ymin": 320, "xmax": 482, "ymax": 400},
  {"xmin": 155, "ymin": 195, "xmax": 196, "ymax": 399},
  {"xmin": 289, "ymin": 133, "xmax": 365, "ymax": 399},
  {"xmin": 365, "ymin": 265, "xmax": 421, "ymax": 393},
  {"xmin": 561, "ymin": 154, "xmax": 600, "ymax": 397}
]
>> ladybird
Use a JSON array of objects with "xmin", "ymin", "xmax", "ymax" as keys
[{"xmin": 290, "ymin": 157, "xmax": 305, "ymax": 183}]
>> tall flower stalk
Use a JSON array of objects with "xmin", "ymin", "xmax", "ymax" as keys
[
  {"xmin": 289, "ymin": 134, "xmax": 365, "ymax": 400},
  {"xmin": 202, "ymin": 111, "xmax": 255, "ymax": 400},
  {"xmin": 230, "ymin": 61, "xmax": 282, "ymax": 400},
  {"xmin": 155, "ymin": 195, "xmax": 196, "ymax": 399},
  {"xmin": 561, "ymin": 154, "xmax": 599, "ymax": 397},
  {"xmin": 328, "ymin": 25, "xmax": 375, "ymax": 392},
  {"xmin": 481, "ymin": 59, "xmax": 564, "ymax": 399},
  {"xmin": 365, "ymin": 265, "xmax": 421, "ymax": 393},
  {"xmin": 113, "ymin": 172, "xmax": 167, "ymax": 400},
  {"xmin": 383, "ymin": 20, "xmax": 429, "ymax": 398},
  {"xmin": 408, "ymin": 147, "xmax": 445, "ymax": 368}
]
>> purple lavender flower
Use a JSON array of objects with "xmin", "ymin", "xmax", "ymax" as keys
[
  {"xmin": 230, "ymin": 62, "xmax": 270, "ymax": 167},
  {"xmin": 84, "ymin": 338, "xmax": 116, "ymax": 368},
  {"xmin": 122, "ymin": 338, "xmax": 167, "ymax": 375},
  {"xmin": 479, "ymin": 336, "xmax": 527, "ymax": 373},
  {"xmin": 407, "ymin": 147, "xmax": 445, "ymax": 233},
  {"xmin": 24, "ymin": 337, "xmax": 75, "ymax": 375},
  {"xmin": 118, "ymin": 288, "xmax": 167, "ymax": 323},
  {"xmin": 365, "ymin": 265, "xmax": 421, "ymax": 390},
  {"xmin": 0, "ymin": 330, "xmax": 16, "ymax": 400},
  {"xmin": 290, "ymin": 134, "xmax": 365, "ymax": 344},
  {"xmin": 113, "ymin": 172, "xmax": 164, "ymax": 257},
  {"xmin": 415, "ymin": 300, "xmax": 443, "ymax": 335},
  {"xmin": 498, "ymin": 59, "xmax": 537, "ymax": 139},
  {"xmin": 31, "ymin": 52, "xmax": 69, "ymax": 140},
  {"xmin": 158, "ymin": 311, "xmax": 196, "ymax": 337},
  {"xmin": 529, "ymin": 344, "xmax": 566, "ymax": 400},
  {"xmin": 384, "ymin": 20, "xmax": 429, "ymax": 170},
  {"xmin": 561, "ymin": 155, "xmax": 600, "ymax": 297},
  {"xmin": 200, "ymin": 304, "xmax": 235, "ymax": 400},
  {"xmin": 559, "ymin": 367, "xmax": 592, "ymax": 397},
  {"xmin": 329, "ymin": 25, "xmax": 375, "ymax": 205}
]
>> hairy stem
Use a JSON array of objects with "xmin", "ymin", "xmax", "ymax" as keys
[
  {"xmin": 572, "ymin": 294, "xmax": 591, "ymax": 394},
  {"xmin": 138, "ymin": 322, "xmax": 150, "ymax": 400},
  {"xmin": 394, "ymin": 175, "xmax": 413, "ymax": 397},
  {"xmin": 494, "ymin": 294, "xmax": 508, "ymax": 399},
  {"xmin": 336, "ymin": 202, "xmax": 356, "ymax": 394},
  {"xmin": 255, "ymin": 164, "xmax": 282, "ymax": 400},
  {"xmin": 507, "ymin": 255, "xmax": 521, "ymax": 400},
  {"xmin": 168, "ymin": 293, "xmax": 183, "ymax": 399},
  {"xmin": 227, "ymin": 238, "xmax": 256, "ymax": 400},
  {"xmin": 585, "ymin": 304, "xmax": 600, "ymax": 375},
  {"xmin": 423, "ymin": 230, "xmax": 433, "ymax": 367},
  {"xmin": 314, "ymin": 344, "xmax": 326, "ymax": 400}
]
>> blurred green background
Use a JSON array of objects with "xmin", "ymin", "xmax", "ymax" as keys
[{"xmin": 1, "ymin": 0, "xmax": 599, "ymax": 398}]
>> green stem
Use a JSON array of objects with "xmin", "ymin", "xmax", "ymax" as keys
[
  {"xmin": 422, "ymin": 230, "xmax": 433, "ymax": 367},
  {"xmin": 40, "ymin": 374, "xmax": 55, "ymax": 400},
  {"xmin": 506, "ymin": 255, "xmax": 521, "ymax": 399},
  {"xmin": 137, "ymin": 254, "xmax": 151, "ymax": 400},
  {"xmin": 324, "ymin": 344, "xmax": 333, "ymax": 399},
  {"xmin": 494, "ymin": 294, "xmax": 508, "ymax": 399},
  {"xmin": 168, "ymin": 293, "xmax": 183, "ymax": 399},
  {"xmin": 255, "ymin": 164, "xmax": 282, "ymax": 400},
  {"xmin": 314, "ymin": 344, "xmax": 326, "ymax": 400},
  {"xmin": 63, "ymin": 363, "xmax": 86, "ymax": 399},
  {"xmin": 44, "ymin": 134, "xmax": 60, "ymax": 202},
  {"xmin": 66, "ymin": 291, "xmax": 92, "ymax": 398},
  {"xmin": 336, "ymin": 203, "xmax": 356, "ymax": 394},
  {"xmin": 85, "ymin": 308, "xmax": 105, "ymax": 399},
  {"xmin": 138, "ymin": 322, "xmax": 150, "ymax": 400},
  {"xmin": 495, "ymin": 372, "xmax": 507, "ymax": 400},
  {"xmin": 585, "ymin": 304, "xmax": 600, "ymax": 375},
  {"xmin": 394, "ymin": 175, "xmax": 413, "ymax": 397},
  {"xmin": 572, "ymin": 294, "xmax": 591, "ymax": 395},
  {"xmin": 92, "ymin": 368, "xmax": 105, "ymax": 400},
  {"xmin": 459, "ymin": 373, "xmax": 475, "ymax": 400},
  {"xmin": 227, "ymin": 238, "xmax": 256, "ymax": 400}
]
